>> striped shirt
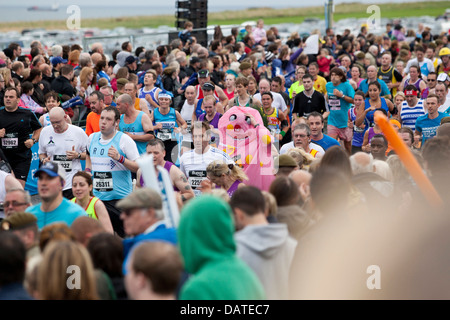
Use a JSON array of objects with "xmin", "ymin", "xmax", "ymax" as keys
[{"xmin": 400, "ymin": 99, "xmax": 425, "ymax": 130}]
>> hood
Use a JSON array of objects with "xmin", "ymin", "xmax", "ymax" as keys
[
  {"xmin": 235, "ymin": 223, "xmax": 291, "ymax": 258},
  {"xmin": 178, "ymin": 195, "xmax": 236, "ymax": 274}
]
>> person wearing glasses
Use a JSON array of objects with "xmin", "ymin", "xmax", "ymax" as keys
[
  {"xmin": 3, "ymin": 188, "xmax": 32, "ymax": 218},
  {"xmin": 0, "ymin": 174, "xmax": 26, "ymax": 219},
  {"xmin": 279, "ymin": 122, "xmax": 324, "ymax": 158},
  {"xmin": 421, "ymin": 71, "xmax": 437, "ymax": 99},
  {"xmin": 116, "ymin": 187, "xmax": 177, "ymax": 275}
]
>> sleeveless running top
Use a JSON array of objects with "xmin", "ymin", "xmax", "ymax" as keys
[
  {"xmin": 119, "ymin": 111, "xmax": 147, "ymax": 155},
  {"xmin": 71, "ymin": 196, "xmax": 100, "ymax": 220},
  {"xmin": 153, "ymin": 107, "xmax": 178, "ymax": 141}
]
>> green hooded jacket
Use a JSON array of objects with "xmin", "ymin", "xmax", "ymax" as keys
[{"xmin": 178, "ymin": 195, "xmax": 266, "ymax": 300}]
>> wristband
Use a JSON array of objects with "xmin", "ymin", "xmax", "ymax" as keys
[
  {"xmin": 280, "ymin": 130, "xmax": 286, "ymax": 137},
  {"xmin": 118, "ymin": 155, "xmax": 125, "ymax": 164},
  {"xmin": 85, "ymin": 168, "xmax": 92, "ymax": 173}
]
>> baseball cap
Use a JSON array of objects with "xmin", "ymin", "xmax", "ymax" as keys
[
  {"xmin": 1, "ymin": 212, "xmax": 37, "ymax": 231},
  {"xmin": 116, "ymin": 188, "xmax": 162, "ymax": 211},
  {"xmin": 202, "ymin": 82, "xmax": 215, "ymax": 91},
  {"xmin": 51, "ymin": 56, "xmax": 68, "ymax": 66},
  {"xmin": 276, "ymin": 154, "xmax": 298, "ymax": 168},
  {"xmin": 34, "ymin": 161, "xmax": 66, "ymax": 181},
  {"xmin": 116, "ymin": 78, "xmax": 129, "ymax": 86},
  {"xmin": 239, "ymin": 62, "xmax": 252, "ymax": 71},
  {"xmin": 125, "ymin": 55, "xmax": 137, "ymax": 65},
  {"xmin": 198, "ymin": 69, "xmax": 209, "ymax": 78},
  {"xmin": 190, "ymin": 56, "xmax": 200, "ymax": 64},
  {"xmin": 437, "ymin": 73, "xmax": 450, "ymax": 82}
]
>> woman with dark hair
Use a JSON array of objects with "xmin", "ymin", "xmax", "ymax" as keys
[
  {"xmin": 26, "ymin": 68, "xmax": 46, "ymax": 106},
  {"xmin": 355, "ymin": 81, "xmax": 394, "ymax": 130},
  {"xmin": 318, "ymin": 145, "xmax": 352, "ymax": 179},
  {"xmin": 95, "ymin": 60, "xmax": 111, "ymax": 85},
  {"xmin": 398, "ymin": 64, "xmax": 426, "ymax": 94},
  {"xmin": 325, "ymin": 66, "xmax": 355, "ymax": 154},
  {"xmin": 71, "ymin": 171, "xmax": 114, "ymax": 234}
]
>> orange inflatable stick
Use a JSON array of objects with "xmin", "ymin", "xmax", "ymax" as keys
[{"xmin": 374, "ymin": 112, "xmax": 443, "ymax": 209}]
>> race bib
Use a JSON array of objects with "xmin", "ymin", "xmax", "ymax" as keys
[
  {"xmin": 53, "ymin": 155, "xmax": 72, "ymax": 172},
  {"xmin": 188, "ymin": 170, "xmax": 207, "ymax": 195},
  {"xmin": 93, "ymin": 172, "xmax": 113, "ymax": 192},
  {"xmin": 186, "ymin": 120, "xmax": 192, "ymax": 134},
  {"xmin": 157, "ymin": 129, "xmax": 172, "ymax": 141},
  {"xmin": 328, "ymin": 96, "xmax": 341, "ymax": 110},
  {"xmin": 1, "ymin": 133, "xmax": 18, "ymax": 149}
]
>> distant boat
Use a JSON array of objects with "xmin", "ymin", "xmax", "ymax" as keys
[{"xmin": 27, "ymin": 4, "xmax": 59, "ymax": 11}]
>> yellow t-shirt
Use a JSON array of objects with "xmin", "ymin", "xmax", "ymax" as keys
[
  {"xmin": 289, "ymin": 81, "xmax": 305, "ymax": 99},
  {"xmin": 314, "ymin": 75, "xmax": 327, "ymax": 95}
]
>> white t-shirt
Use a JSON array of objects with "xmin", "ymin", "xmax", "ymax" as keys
[
  {"xmin": 254, "ymin": 91, "xmax": 287, "ymax": 113},
  {"xmin": 279, "ymin": 141, "xmax": 325, "ymax": 157},
  {"xmin": 39, "ymin": 124, "xmax": 89, "ymax": 190},
  {"xmin": 438, "ymin": 95, "xmax": 450, "ymax": 113},
  {"xmin": 179, "ymin": 146, "xmax": 234, "ymax": 196},
  {"xmin": 180, "ymin": 100, "xmax": 195, "ymax": 142}
]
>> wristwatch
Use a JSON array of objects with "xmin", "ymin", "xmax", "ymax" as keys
[
  {"xmin": 77, "ymin": 153, "xmax": 81, "ymax": 159},
  {"xmin": 32, "ymin": 138, "xmax": 37, "ymax": 144}
]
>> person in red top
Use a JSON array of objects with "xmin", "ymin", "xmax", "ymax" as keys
[{"xmin": 85, "ymin": 91, "xmax": 105, "ymax": 136}]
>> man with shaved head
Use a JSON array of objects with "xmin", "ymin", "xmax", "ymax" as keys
[
  {"xmin": 38, "ymin": 107, "xmax": 89, "ymax": 199},
  {"xmin": 91, "ymin": 42, "xmax": 104, "ymax": 55},
  {"xmin": 254, "ymin": 78, "xmax": 288, "ymax": 116},
  {"xmin": 91, "ymin": 52, "xmax": 103, "ymax": 67}
]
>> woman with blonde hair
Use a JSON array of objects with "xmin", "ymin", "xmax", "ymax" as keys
[
  {"xmin": 78, "ymin": 66, "xmax": 97, "ymax": 97},
  {"xmin": 0, "ymin": 67, "xmax": 13, "ymax": 88},
  {"xmin": 76, "ymin": 66, "xmax": 97, "ymax": 120},
  {"xmin": 287, "ymin": 147, "xmax": 315, "ymax": 170},
  {"xmin": 37, "ymin": 240, "xmax": 99, "ymax": 300},
  {"xmin": 202, "ymin": 160, "xmax": 248, "ymax": 197}
]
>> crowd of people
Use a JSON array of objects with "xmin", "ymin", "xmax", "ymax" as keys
[{"xmin": 1, "ymin": 17, "xmax": 450, "ymax": 300}]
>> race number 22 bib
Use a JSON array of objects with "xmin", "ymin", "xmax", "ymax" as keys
[
  {"xmin": 188, "ymin": 170, "xmax": 207, "ymax": 196},
  {"xmin": 93, "ymin": 171, "xmax": 114, "ymax": 192}
]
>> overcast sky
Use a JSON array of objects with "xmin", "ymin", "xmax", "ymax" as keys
[{"xmin": 10, "ymin": 0, "xmax": 418, "ymax": 7}]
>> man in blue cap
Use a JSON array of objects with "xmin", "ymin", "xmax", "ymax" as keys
[
  {"xmin": 26, "ymin": 161, "xmax": 87, "ymax": 229},
  {"xmin": 51, "ymin": 56, "xmax": 67, "ymax": 77}
]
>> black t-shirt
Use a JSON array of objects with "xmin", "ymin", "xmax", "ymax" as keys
[
  {"xmin": 0, "ymin": 106, "xmax": 42, "ymax": 160},
  {"xmin": 292, "ymin": 90, "xmax": 327, "ymax": 118}
]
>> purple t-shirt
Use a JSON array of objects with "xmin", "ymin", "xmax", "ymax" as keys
[
  {"xmin": 198, "ymin": 112, "xmax": 222, "ymax": 128},
  {"xmin": 140, "ymin": 161, "xmax": 179, "ymax": 191}
]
